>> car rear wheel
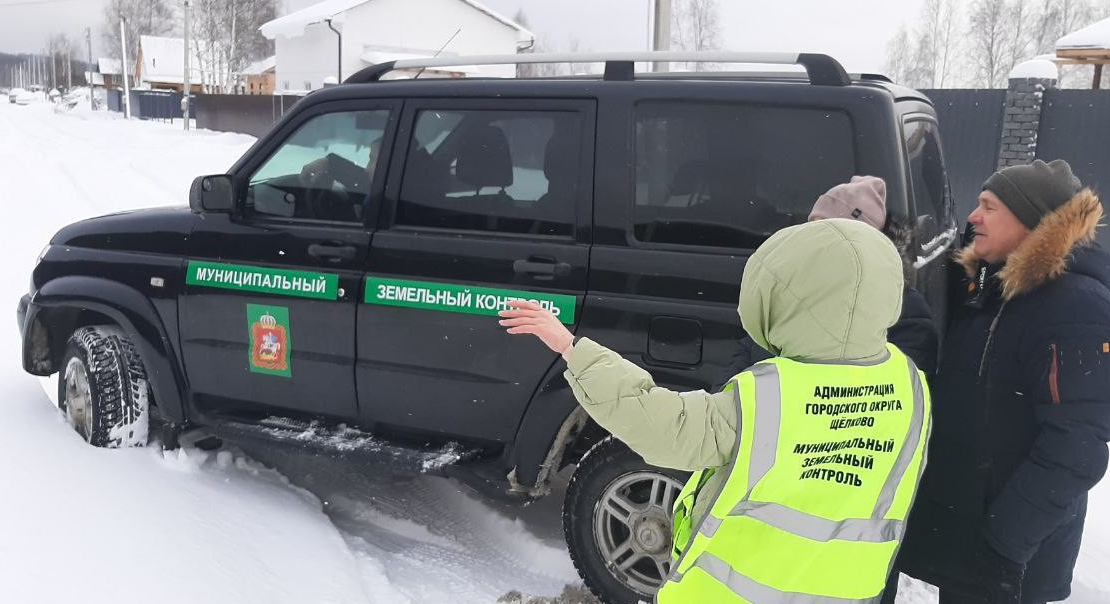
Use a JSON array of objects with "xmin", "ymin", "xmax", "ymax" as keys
[
  {"xmin": 58, "ymin": 326, "xmax": 150, "ymax": 448},
  {"xmin": 564, "ymin": 436, "xmax": 689, "ymax": 604}
]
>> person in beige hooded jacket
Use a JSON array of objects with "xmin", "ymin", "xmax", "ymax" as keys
[{"xmin": 499, "ymin": 217, "xmax": 910, "ymax": 533}]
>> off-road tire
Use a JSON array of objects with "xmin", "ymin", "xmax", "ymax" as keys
[
  {"xmin": 564, "ymin": 436, "xmax": 690, "ymax": 604},
  {"xmin": 58, "ymin": 326, "xmax": 150, "ymax": 448}
]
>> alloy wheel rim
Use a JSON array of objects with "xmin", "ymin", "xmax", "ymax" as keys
[
  {"xmin": 593, "ymin": 470, "xmax": 684, "ymax": 597},
  {"xmin": 64, "ymin": 357, "xmax": 93, "ymax": 440}
]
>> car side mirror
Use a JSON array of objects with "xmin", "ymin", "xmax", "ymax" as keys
[{"xmin": 189, "ymin": 174, "xmax": 235, "ymax": 213}]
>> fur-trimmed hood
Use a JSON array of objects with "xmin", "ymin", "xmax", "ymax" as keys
[{"xmin": 957, "ymin": 188, "xmax": 1104, "ymax": 300}]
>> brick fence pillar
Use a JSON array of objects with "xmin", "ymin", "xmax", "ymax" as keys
[{"xmin": 998, "ymin": 69, "xmax": 1057, "ymax": 169}]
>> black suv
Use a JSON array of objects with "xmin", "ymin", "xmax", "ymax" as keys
[{"xmin": 16, "ymin": 52, "xmax": 956, "ymax": 604}]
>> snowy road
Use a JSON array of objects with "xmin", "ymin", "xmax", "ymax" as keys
[
  {"xmin": 1, "ymin": 100, "xmax": 1107, "ymax": 604},
  {"xmin": 0, "ymin": 101, "xmax": 582, "ymax": 604}
]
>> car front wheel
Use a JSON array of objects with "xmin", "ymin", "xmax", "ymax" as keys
[
  {"xmin": 58, "ymin": 326, "xmax": 150, "ymax": 448},
  {"xmin": 564, "ymin": 436, "xmax": 689, "ymax": 604}
]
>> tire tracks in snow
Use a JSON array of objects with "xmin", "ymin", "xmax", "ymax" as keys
[{"xmin": 232, "ymin": 442, "xmax": 584, "ymax": 604}]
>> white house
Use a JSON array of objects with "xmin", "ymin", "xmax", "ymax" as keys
[{"xmin": 260, "ymin": 0, "xmax": 533, "ymax": 93}]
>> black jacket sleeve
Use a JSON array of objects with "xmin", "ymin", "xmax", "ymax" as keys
[
  {"xmin": 713, "ymin": 336, "xmax": 773, "ymax": 392},
  {"xmin": 889, "ymin": 287, "xmax": 939, "ymax": 377},
  {"xmin": 984, "ymin": 321, "xmax": 1110, "ymax": 564}
]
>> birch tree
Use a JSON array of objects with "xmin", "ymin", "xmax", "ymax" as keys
[
  {"xmin": 101, "ymin": 0, "xmax": 174, "ymax": 67},
  {"xmin": 189, "ymin": 0, "xmax": 275, "ymax": 93},
  {"xmin": 671, "ymin": 0, "xmax": 722, "ymax": 71},
  {"xmin": 968, "ymin": 0, "xmax": 1011, "ymax": 87}
]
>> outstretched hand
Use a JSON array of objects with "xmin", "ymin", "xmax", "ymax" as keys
[{"xmin": 498, "ymin": 299, "xmax": 574, "ymax": 356}]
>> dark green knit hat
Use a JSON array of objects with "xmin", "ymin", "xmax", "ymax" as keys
[{"xmin": 982, "ymin": 159, "xmax": 1082, "ymax": 229}]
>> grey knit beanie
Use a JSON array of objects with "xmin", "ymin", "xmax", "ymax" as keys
[
  {"xmin": 982, "ymin": 159, "xmax": 1082, "ymax": 229},
  {"xmin": 808, "ymin": 175, "xmax": 888, "ymax": 230}
]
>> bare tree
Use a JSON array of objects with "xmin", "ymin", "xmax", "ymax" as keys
[
  {"xmin": 1003, "ymin": 0, "xmax": 1035, "ymax": 76},
  {"xmin": 936, "ymin": 0, "xmax": 962, "ymax": 86},
  {"xmin": 884, "ymin": 27, "xmax": 915, "ymax": 86},
  {"xmin": 47, "ymin": 33, "xmax": 73, "ymax": 90},
  {"xmin": 101, "ymin": 0, "xmax": 174, "ymax": 67},
  {"xmin": 968, "ymin": 0, "xmax": 1011, "ymax": 87},
  {"xmin": 885, "ymin": 0, "xmax": 962, "ymax": 87},
  {"xmin": 189, "ymin": 0, "xmax": 275, "ymax": 93},
  {"xmin": 671, "ymin": 0, "xmax": 721, "ymax": 70}
]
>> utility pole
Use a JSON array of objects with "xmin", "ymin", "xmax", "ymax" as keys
[
  {"xmin": 183, "ymin": 0, "xmax": 191, "ymax": 131},
  {"xmin": 120, "ymin": 19, "xmax": 131, "ymax": 119},
  {"xmin": 51, "ymin": 47, "xmax": 57, "ymax": 91},
  {"xmin": 652, "ymin": 0, "xmax": 671, "ymax": 72},
  {"xmin": 86, "ymin": 27, "xmax": 94, "ymax": 110},
  {"xmin": 67, "ymin": 49, "xmax": 72, "ymax": 90}
]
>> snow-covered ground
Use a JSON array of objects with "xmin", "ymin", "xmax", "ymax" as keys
[
  {"xmin": 0, "ymin": 100, "xmax": 1106, "ymax": 604},
  {"xmin": 0, "ymin": 102, "xmax": 581, "ymax": 604}
]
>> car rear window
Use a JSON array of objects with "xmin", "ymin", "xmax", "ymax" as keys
[{"xmin": 633, "ymin": 101, "xmax": 856, "ymax": 249}]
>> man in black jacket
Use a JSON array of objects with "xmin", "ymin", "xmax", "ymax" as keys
[
  {"xmin": 893, "ymin": 160, "xmax": 1110, "ymax": 604},
  {"xmin": 716, "ymin": 175, "xmax": 939, "ymax": 386}
]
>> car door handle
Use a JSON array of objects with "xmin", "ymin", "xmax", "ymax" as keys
[
  {"xmin": 513, "ymin": 257, "xmax": 571, "ymax": 279},
  {"xmin": 308, "ymin": 243, "xmax": 357, "ymax": 262}
]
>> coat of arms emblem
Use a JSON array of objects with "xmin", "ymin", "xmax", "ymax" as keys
[{"xmin": 247, "ymin": 305, "xmax": 292, "ymax": 377}]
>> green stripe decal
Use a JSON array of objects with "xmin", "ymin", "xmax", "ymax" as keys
[
  {"xmin": 365, "ymin": 277, "xmax": 576, "ymax": 324},
  {"xmin": 186, "ymin": 261, "xmax": 339, "ymax": 300}
]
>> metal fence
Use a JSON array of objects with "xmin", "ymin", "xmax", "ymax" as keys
[
  {"xmin": 105, "ymin": 89, "xmax": 183, "ymax": 121},
  {"xmin": 919, "ymin": 88, "xmax": 1110, "ymax": 246},
  {"xmin": 132, "ymin": 90, "xmax": 183, "ymax": 122},
  {"xmin": 1037, "ymin": 90, "xmax": 1110, "ymax": 194},
  {"xmin": 1039, "ymin": 89, "xmax": 1110, "ymax": 247},
  {"xmin": 193, "ymin": 93, "xmax": 303, "ymax": 137},
  {"xmin": 922, "ymin": 89, "xmax": 1008, "ymax": 220}
]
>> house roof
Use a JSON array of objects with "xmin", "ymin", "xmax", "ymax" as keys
[
  {"xmin": 242, "ymin": 56, "xmax": 277, "ymax": 75},
  {"xmin": 97, "ymin": 58, "xmax": 122, "ymax": 75},
  {"xmin": 360, "ymin": 46, "xmax": 479, "ymax": 74},
  {"xmin": 260, "ymin": 0, "xmax": 532, "ymax": 41},
  {"xmin": 1057, "ymin": 17, "xmax": 1110, "ymax": 50},
  {"xmin": 137, "ymin": 36, "xmax": 204, "ymax": 85}
]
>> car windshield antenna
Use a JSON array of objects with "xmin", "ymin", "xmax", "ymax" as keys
[{"xmin": 414, "ymin": 28, "xmax": 462, "ymax": 80}]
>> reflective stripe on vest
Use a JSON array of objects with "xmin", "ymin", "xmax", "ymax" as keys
[
  {"xmin": 658, "ymin": 346, "xmax": 931, "ymax": 604},
  {"xmin": 673, "ymin": 553, "xmax": 882, "ymax": 604}
]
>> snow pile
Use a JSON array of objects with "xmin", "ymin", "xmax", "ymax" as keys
[
  {"xmin": 1010, "ymin": 59, "xmax": 1059, "ymax": 80},
  {"xmin": 1057, "ymin": 17, "xmax": 1110, "ymax": 49}
]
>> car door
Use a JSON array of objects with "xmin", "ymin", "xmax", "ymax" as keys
[
  {"xmin": 902, "ymin": 116, "xmax": 957, "ymax": 331},
  {"xmin": 357, "ymin": 98, "xmax": 595, "ymax": 442},
  {"xmin": 584, "ymin": 93, "xmax": 865, "ymax": 394},
  {"xmin": 180, "ymin": 102, "xmax": 398, "ymax": 421}
]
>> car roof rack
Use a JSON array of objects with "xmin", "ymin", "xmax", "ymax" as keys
[
  {"xmin": 343, "ymin": 51, "xmax": 851, "ymax": 87},
  {"xmin": 857, "ymin": 73, "xmax": 894, "ymax": 83}
]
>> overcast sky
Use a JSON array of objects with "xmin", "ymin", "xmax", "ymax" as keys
[
  {"xmin": 0, "ymin": 0, "xmax": 925, "ymax": 73},
  {"xmin": 480, "ymin": 0, "xmax": 926, "ymax": 73}
]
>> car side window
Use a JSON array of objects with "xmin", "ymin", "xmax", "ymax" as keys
[
  {"xmin": 246, "ymin": 110, "xmax": 390, "ymax": 222},
  {"xmin": 903, "ymin": 119, "xmax": 950, "ymax": 249},
  {"xmin": 395, "ymin": 109, "xmax": 581, "ymax": 237},
  {"xmin": 633, "ymin": 102, "xmax": 855, "ymax": 249}
]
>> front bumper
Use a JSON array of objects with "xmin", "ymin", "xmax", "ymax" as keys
[{"xmin": 16, "ymin": 294, "xmax": 29, "ymax": 339}]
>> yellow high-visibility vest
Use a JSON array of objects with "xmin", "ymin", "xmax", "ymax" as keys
[{"xmin": 661, "ymin": 344, "xmax": 931, "ymax": 604}]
